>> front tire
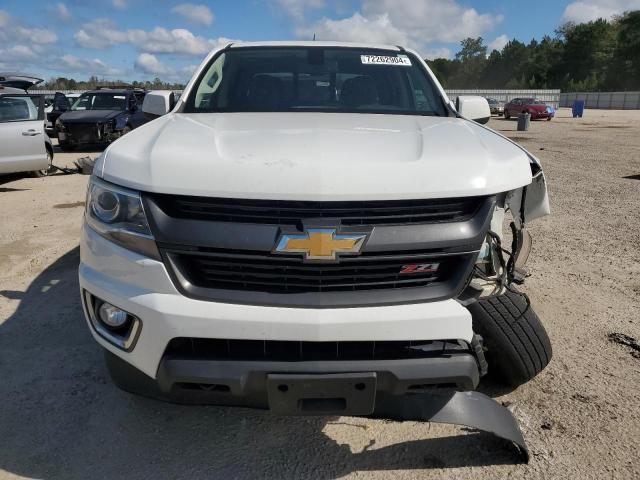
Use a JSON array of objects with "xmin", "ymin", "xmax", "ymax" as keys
[{"xmin": 468, "ymin": 289, "xmax": 552, "ymax": 387}]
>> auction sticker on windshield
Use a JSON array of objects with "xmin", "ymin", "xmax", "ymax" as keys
[{"xmin": 361, "ymin": 55, "xmax": 411, "ymax": 66}]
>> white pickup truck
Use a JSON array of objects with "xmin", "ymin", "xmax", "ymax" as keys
[{"xmin": 79, "ymin": 41, "xmax": 552, "ymax": 460}]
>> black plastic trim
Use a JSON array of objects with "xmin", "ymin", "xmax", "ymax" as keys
[
  {"xmin": 156, "ymin": 354, "xmax": 480, "ymax": 395},
  {"xmin": 142, "ymin": 195, "xmax": 494, "ymax": 308},
  {"xmin": 144, "ymin": 195, "xmax": 495, "ymax": 253}
]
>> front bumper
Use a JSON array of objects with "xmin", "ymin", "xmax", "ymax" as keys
[
  {"xmin": 530, "ymin": 111, "xmax": 550, "ymax": 119},
  {"xmin": 79, "ymin": 224, "xmax": 474, "ymax": 378},
  {"xmin": 82, "ymin": 224, "xmax": 528, "ymax": 460},
  {"xmin": 105, "ymin": 349, "xmax": 528, "ymax": 461},
  {"xmin": 58, "ymin": 124, "xmax": 121, "ymax": 145}
]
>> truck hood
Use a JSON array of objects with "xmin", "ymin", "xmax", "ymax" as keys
[
  {"xmin": 59, "ymin": 110, "xmax": 122, "ymax": 124},
  {"xmin": 99, "ymin": 112, "xmax": 534, "ymax": 201}
]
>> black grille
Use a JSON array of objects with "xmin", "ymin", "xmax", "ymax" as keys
[
  {"xmin": 167, "ymin": 249, "xmax": 462, "ymax": 294},
  {"xmin": 150, "ymin": 194, "xmax": 485, "ymax": 226},
  {"xmin": 65, "ymin": 123, "xmax": 99, "ymax": 143},
  {"xmin": 165, "ymin": 338, "xmax": 467, "ymax": 362}
]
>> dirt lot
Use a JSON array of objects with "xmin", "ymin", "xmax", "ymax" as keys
[{"xmin": 1, "ymin": 108, "xmax": 639, "ymax": 479}]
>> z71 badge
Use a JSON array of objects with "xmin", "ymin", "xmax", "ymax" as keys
[{"xmin": 399, "ymin": 263, "xmax": 440, "ymax": 274}]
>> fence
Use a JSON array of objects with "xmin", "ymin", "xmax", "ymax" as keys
[
  {"xmin": 445, "ymin": 89, "xmax": 561, "ymax": 108},
  {"xmin": 559, "ymin": 91, "xmax": 640, "ymax": 109},
  {"xmin": 34, "ymin": 89, "xmax": 183, "ymax": 96},
  {"xmin": 35, "ymin": 89, "xmax": 562, "ymax": 107}
]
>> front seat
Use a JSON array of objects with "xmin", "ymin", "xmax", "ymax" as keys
[{"xmin": 341, "ymin": 75, "xmax": 379, "ymax": 107}]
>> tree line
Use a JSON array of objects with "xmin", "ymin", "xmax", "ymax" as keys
[
  {"xmin": 427, "ymin": 10, "xmax": 639, "ymax": 91},
  {"xmin": 34, "ymin": 76, "xmax": 186, "ymax": 91},
  {"xmin": 32, "ymin": 11, "xmax": 639, "ymax": 93}
]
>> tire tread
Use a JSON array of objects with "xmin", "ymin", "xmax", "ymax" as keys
[{"xmin": 468, "ymin": 289, "xmax": 552, "ymax": 386}]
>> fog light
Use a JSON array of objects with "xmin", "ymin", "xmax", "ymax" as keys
[
  {"xmin": 98, "ymin": 302, "xmax": 129, "ymax": 329},
  {"xmin": 84, "ymin": 291, "xmax": 142, "ymax": 351}
]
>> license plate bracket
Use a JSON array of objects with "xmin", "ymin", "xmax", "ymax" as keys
[{"xmin": 267, "ymin": 373, "xmax": 377, "ymax": 416}]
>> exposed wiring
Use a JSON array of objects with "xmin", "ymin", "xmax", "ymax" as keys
[{"xmin": 484, "ymin": 230, "xmax": 532, "ymax": 318}]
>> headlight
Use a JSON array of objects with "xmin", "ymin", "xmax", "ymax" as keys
[
  {"xmin": 85, "ymin": 176, "xmax": 160, "ymax": 260},
  {"xmin": 55, "ymin": 118, "xmax": 66, "ymax": 131},
  {"xmin": 103, "ymin": 121, "xmax": 114, "ymax": 134}
]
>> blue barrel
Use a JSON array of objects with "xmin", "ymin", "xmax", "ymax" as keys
[{"xmin": 572, "ymin": 100, "xmax": 585, "ymax": 118}]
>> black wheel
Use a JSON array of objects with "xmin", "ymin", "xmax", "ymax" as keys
[
  {"xmin": 30, "ymin": 148, "xmax": 54, "ymax": 178},
  {"xmin": 467, "ymin": 289, "xmax": 552, "ymax": 387},
  {"xmin": 504, "ymin": 110, "xmax": 511, "ymax": 120}
]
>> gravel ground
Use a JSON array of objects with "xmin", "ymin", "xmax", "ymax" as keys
[{"xmin": 1, "ymin": 108, "xmax": 639, "ymax": 479}]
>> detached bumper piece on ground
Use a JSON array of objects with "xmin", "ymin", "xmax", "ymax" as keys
[{"xmin": 105, "ymin": 342, "xmax": 529, "ymax": 461}]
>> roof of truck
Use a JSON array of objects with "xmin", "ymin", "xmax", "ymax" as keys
[{"xmin": 227, "ymin": 40, "xmax": 406, "ymax": 51}]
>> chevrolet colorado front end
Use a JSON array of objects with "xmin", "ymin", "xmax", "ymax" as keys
[{"xmin": 79, "ymin": 42, "xmax": 552, "ymax": 460}]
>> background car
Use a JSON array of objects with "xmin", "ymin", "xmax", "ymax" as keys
[
  {"xmin": 55, "ymin": 87, "xmax": 147, "ymax": 150},
  {"xmin": 45, "ymin": 92, "xmax": 81, "ymax": 137},
  {"xmin": 0, "ymin": 90, "xmax": 53, "ymax": 177},
  {"xmin": 504, "ymin": 98, "xmax": 551, "ymax": 120},
  {"xmin": 0, "ymin": 73, "xmax": 43, "ymax": 91},
  {"xmin": 486, "ymin": 97, "xmax": 504, "ymax": 115}
]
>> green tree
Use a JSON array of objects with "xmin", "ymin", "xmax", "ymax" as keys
[{"xmin": 609, "ymin": 10, "xmax": 640, "ymax": 89}]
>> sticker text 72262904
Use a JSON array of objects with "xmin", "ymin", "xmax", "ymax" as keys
[{"xmin": 360, "ymin": 55, "xmax": 412, "ymax": 66}]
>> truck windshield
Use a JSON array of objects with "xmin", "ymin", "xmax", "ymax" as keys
[
  {"xmin": 71, "ymin": 93, "xmax": 127, "ymax": 111},
  {"xmin": 185, "ymin": 47, "xmax": 447, "ymax": 116}
]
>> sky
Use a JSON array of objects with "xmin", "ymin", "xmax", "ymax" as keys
[{"xmin": 0, "ymin": 0, "xmax": 638, "ymax": 83}]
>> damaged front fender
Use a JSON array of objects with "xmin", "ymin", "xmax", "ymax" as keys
[
  {"xmin": 507, "ymin": 158, "xmax": 550, "ymax": 227},
  {"xmin": 474, "ymin": 120, "xmax": 550, "ymax": 226}
]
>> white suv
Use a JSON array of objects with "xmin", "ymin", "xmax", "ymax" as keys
[
  {"xmin": 0, "ymin": 85, "xmax": 52, "ymax": 177},
  {"xmin": 80, "ymin": 41, "xmax": 552, "ymax": 460}
]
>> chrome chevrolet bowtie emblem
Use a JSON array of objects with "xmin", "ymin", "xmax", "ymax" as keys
[{"xmin": 274, "ymin": 228, "xmax": 368, "ymax": 262}]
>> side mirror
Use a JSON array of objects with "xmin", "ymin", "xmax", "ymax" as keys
[
  {"xmin": 142, "ymin": 91, "xmax": 175, "ymax": 119},
  {"xmin": 456, "ymin": 96, "xmax": 490, "ymax": 124}
]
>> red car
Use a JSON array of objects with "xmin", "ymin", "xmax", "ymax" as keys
[{"xmin": 504, "ymin": 98, "xmax": 551, "ymax": 120}]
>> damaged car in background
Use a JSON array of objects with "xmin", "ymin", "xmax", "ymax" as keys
[
  {"xmin": 79, "ymin": 42, "xmax": 553, "ymax": 462},
  {"xmin": 55, "ymin": 87, "xmax": 148, "ymax": 150}
]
